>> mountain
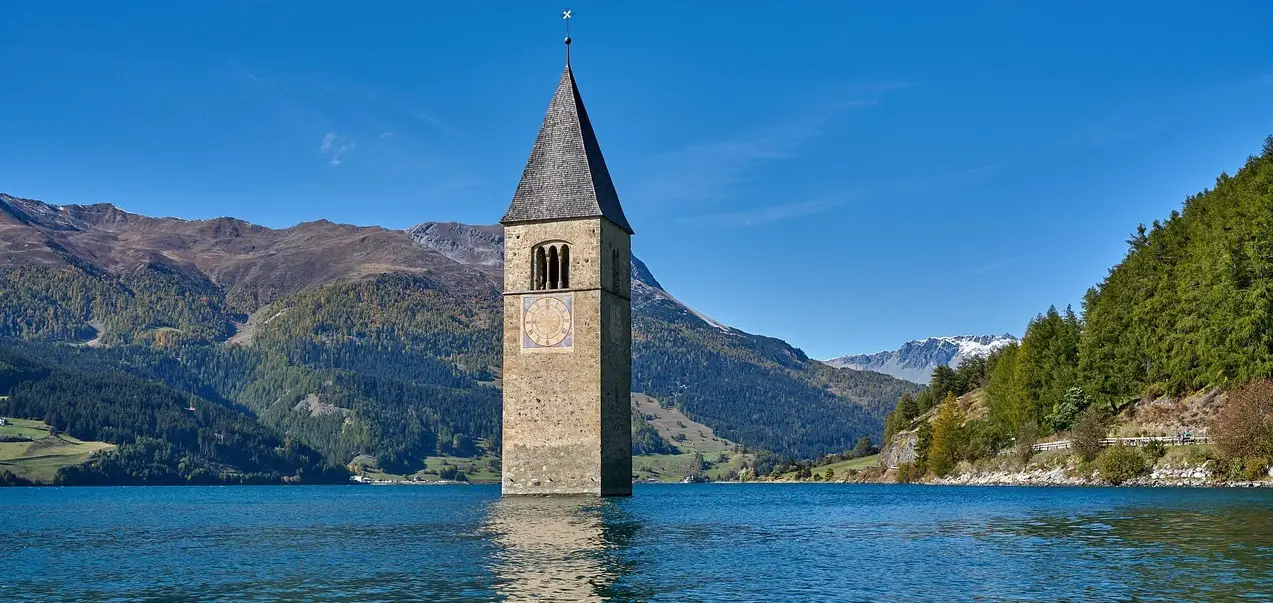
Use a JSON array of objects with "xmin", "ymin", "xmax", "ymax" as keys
[
  {"xmin": 823, "ymin": 335, "xmax": 1019, "ymax": 384},
  {"xmin": 409, "ymin": 221, "xmax": 921, "ymax": 457},
  {"xmin": 0, "ymin": 192, "xmax": 920, "ymax": 482},
  {"xmin": 0, "ymin": 193, "xmax": 496, "ymax": 304},
  {"xmin": 410, "ymin": 221, "xmax": 732, "ymax": 333}
]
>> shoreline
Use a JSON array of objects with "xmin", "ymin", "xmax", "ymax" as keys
[
  {"xmin": 831, "ymin": 461, "xmax": 1273, "ymax": 488},
  {"xmin": 4, "ymin": 477, "xmax": 1272, "ymax": 488}
]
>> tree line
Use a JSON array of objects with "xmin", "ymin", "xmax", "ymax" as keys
[{"xmin": 883, "ymin": 136, "xmax": 1273, "ymax": 480}]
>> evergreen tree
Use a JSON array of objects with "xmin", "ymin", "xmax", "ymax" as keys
[
  {"xmin": 850, "ymin": 436, "xmax": 875, "ymax": 459},
  {"xmin": 1017, "ymin": 306, "xmax": 1082, "ymax": 434},
  {"xmin": 913, "ymin": 421, "xmax": 934, "ymax": 474},
  {"xmin": 985, "ymin": 343, "xmax": 1028, "ymax": 435},
  {"xmin": 929, "ymin": 365, "xmax": 958, "ymax": 398},
  {"xmin": 1080, "ymin": 137, "xmax": 1273, "ymax": 400}
]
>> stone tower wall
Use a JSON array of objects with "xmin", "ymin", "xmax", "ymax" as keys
[
  {"xmin": 502, "ymin": 217, "xmax": 631, "ymax": 495},
  {"xmin": 598, "ymin": 218, "xmax": 632, "ymax": 496}
]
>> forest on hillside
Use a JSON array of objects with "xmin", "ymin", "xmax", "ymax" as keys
[
  {"xmin": 0, "ymin": 345, "xmax": 346, "ymax": 485},
  {"xmin": 634, "ymin": 312, "xmax": 920, "ymax": 459},
  {"xmin": 0, "ymin": 235, "xmax": 914, "ymax": 482},
  {"xmin": 0, "ymin": 272, "xmax": 510, "ymax": 476},
  {"xmin": 881, "ymin": 136, "xmax": 1273, "ymax": 480}
]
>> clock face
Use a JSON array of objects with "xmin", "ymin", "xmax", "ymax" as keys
[{"xmin": 522, "ymin": 294, "xmax": 573, "ymax": 349}]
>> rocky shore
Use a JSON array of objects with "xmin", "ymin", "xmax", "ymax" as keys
[{"xmin": 922, "ymin": 463, "xmax": 1271, "ymax": 488}]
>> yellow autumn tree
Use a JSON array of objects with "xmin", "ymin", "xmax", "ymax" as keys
[{"xmin": 928, "ymin": 392, "xmax": 964, "ymax": 477}]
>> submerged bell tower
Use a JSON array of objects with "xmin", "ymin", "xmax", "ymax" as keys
[{"xmin": 500, "ymin": 14, "xmax": 634, "ymax": 496}]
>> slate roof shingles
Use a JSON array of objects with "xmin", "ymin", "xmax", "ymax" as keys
[{"xmin": 501, "ymin": 66, "xmax": 634, "ymax": 234}]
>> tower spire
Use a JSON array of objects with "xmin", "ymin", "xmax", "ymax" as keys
[
  {"xmin": 501, "ymin": 10, "xmax": 633, "ymax": 235},
  {"xmin": 562, "ymin": 9, "xmax": 572, "ymax": 66}
]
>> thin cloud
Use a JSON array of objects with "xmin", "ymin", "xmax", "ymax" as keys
[
  {"xmin": 848, "ymin": 81, "xmax": 913, "ymax": 95},
  {"xmin": 407, "ymin": 110, "xmax": 465, "ymax": 138},
  {"xmin": 964, "ymin": 258, "xmax": 1017, "ymax": 277},
  {"xmin": 320, "ymin": 132, "xmax": 355, "ymax": 167},
  {"xmin": 893, "ymin": 162, "xmax": 1002, "ymax": 196},
  {"xmin": 239, "ymin": 69, "xmax": 458, "ymax": 171},
  {"xmin": 964, "ymin": 162, "xmax": 1001, "ymax": 179},
  {"xmin": 680, "ymin": 190, "xmax": 863, "ymax": 228},
  {"xmin": 676, "ymin": 158, "xmax": 998, "ymax": 229},
  {"xmin": 696, "ymin": 199, "xmax": 841, "ymax": 227},
  {"xmin": 633, "ymin": 83, "xmax": 910, "ymax": 207}
]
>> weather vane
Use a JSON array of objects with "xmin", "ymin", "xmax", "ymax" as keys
[{"xmin": 563, "ymin": 9, "xmax": 572, "ymax": 65}]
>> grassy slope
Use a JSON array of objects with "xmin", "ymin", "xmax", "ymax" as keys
[
  {"xmin": 422, "ymin": 455, "xmax": 500, "ymax": 482},
  {"xmin": 356, "ymin": 394, "xmax": 759, "ymax": 484},
  {"xmin": 631, "ymin": 393, "xmax": 754, "ymax": 482},
  {"xmin": 362, "ymin": 455, "xmax": 502, "ymax": 484},
  {"xmin": 350, "ymin": 445, "xmax": 502, "ymax": 484},
  {"xmin": 778, "ymin": 454, "xmax": 880, "ymax": 481},
  {"xmin": 0, "ymin": 418, "xmax": 115, "ymax": 483}
]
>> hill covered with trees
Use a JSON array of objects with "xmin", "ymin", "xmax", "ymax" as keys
[
  {"xmin": 0, "ymin": 193, "xmax": 917, "ymax": 480},
  {"xmin": 992, "ymin": 136, "xmax": 1273, "ymax": 431},
  {"xmin": 0, "ymin": 345, "xmax": 345, "ymax": 485},
  {"xmin": 877, "ymin": 136, "xmax": 1273, "ymax": 483}
]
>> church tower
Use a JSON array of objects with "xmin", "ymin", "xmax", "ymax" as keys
[{"xmin": 499, "ymin": 44, "xmax": 634, "ymax": 496}]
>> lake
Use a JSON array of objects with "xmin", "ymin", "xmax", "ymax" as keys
[{"xmin": 2, "ymin": 484, "xmax": 1272, "ymax": 601}]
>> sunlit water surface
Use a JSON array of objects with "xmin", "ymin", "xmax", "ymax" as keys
[{"xmin": 3, "ymin": 484, "xmax": 1272, "ymax": 601}]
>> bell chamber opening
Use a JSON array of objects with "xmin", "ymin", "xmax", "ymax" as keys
[{"xmin": 531, "ymin": 242, "xmax": 571, "ymax": 290}]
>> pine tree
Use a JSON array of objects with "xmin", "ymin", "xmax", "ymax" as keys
[{"xmin": 986, "ymin": 343, "xmax": 1027, "ymax": 435}]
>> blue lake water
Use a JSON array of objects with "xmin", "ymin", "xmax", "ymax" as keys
[{"xmin": 3, "ymin": 483, "xmax": 1273, "ymax": 601}]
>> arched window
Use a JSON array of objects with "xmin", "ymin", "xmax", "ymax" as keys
[
  {"xmin": 532, "ymin": 242, "xmax": 571, "ymax": 291},
  {"xmin": 534, "ymin": 246, "xmax": 548, "ymax": 290},
  {"xmin": 548, "ymin": 246, "xmax": 560, "ymax": 290},
  {"xmin": 560, "ymin": 244, "xmax": 570, "ymax": 288}
]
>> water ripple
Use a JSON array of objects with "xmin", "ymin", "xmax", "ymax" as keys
[{"xmin": 2, "ymin": 484, "xmax": 1272, "ymax": 601}]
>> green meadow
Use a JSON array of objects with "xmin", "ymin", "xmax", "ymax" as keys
[
  {"xmin": 0, "ymin": 418, "xmax": 115, "ymax": 483},
  {"xmin": 631, "ymin": 394, "xmax": 754, "ymax": 482},
  {"xmin": 779, "ymin": 454, "xmax": 880, "ymax": 481}
]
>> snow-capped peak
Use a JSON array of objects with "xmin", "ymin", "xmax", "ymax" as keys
[{"xmin": 821, "ymin": 334, "xmax": 1018, "ymax": 384}]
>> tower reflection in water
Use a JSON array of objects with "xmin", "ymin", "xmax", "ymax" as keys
[{"xmin": 485, "ymin": 496, "xmax": 640, "ymax": 602}]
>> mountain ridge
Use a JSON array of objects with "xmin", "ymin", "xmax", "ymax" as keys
[
  {"xmin": 1, "ymin": 192, "xmax": 497, "ymax": 305},
  {"xmin": 0, "ymin": 192, "xmax": 921, "ymax": 473},
  {"xmin": 824, "ymin": 334, "xmax": 1019, "ymax": 384}
]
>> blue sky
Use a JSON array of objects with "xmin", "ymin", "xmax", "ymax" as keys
[{"xmin": 2, "ymin": 2, "xmax": 1271, "ymax": 358}]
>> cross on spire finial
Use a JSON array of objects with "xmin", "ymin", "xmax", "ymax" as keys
[{"xmin": 562, "ymin": 9, "xmax": 572, "ymax": 65}]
